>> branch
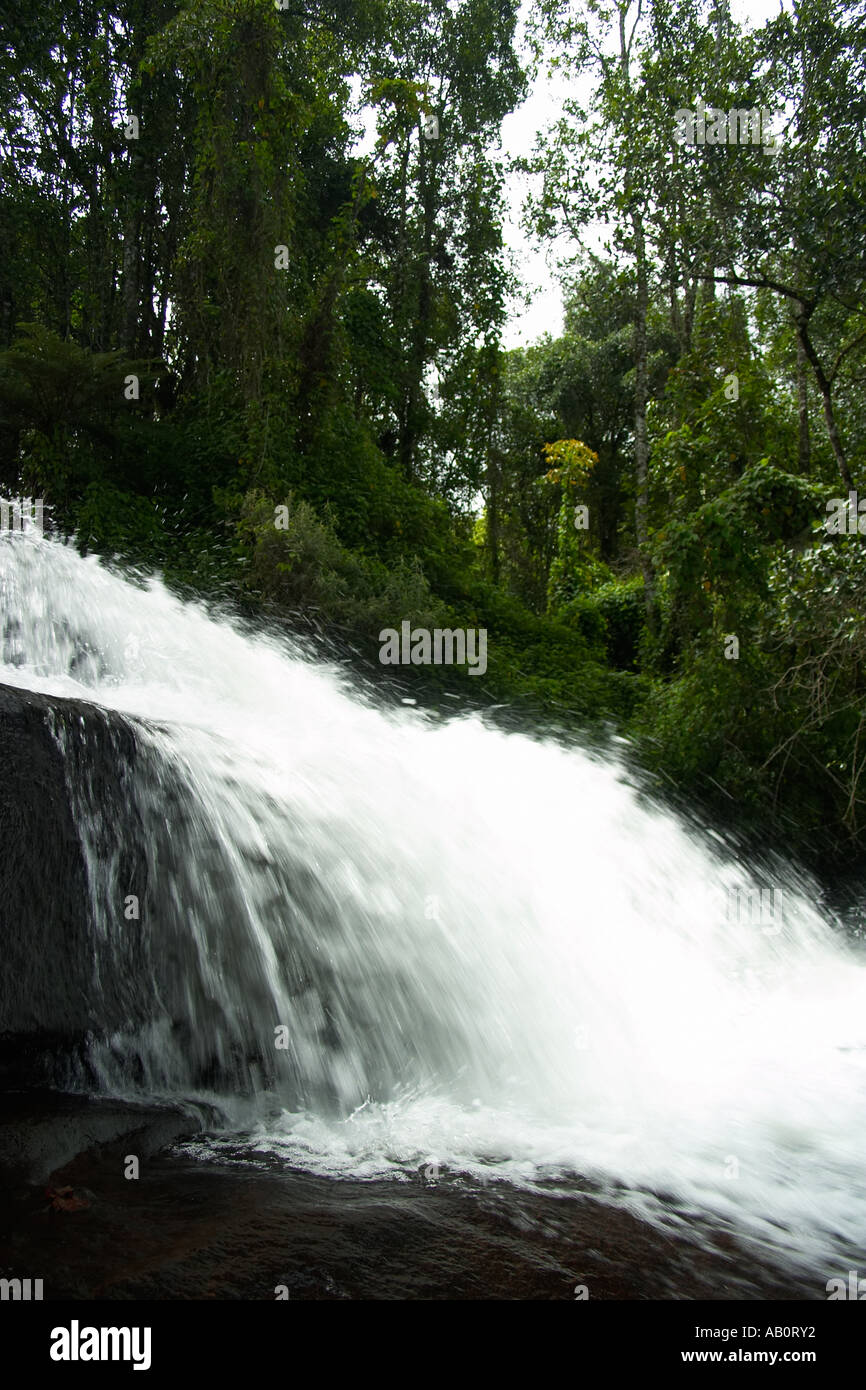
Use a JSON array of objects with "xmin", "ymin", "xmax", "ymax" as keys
[
  {"xmin": 626, "ymin": 0, "xmax": 644, "ymax": 61},
  {"xmin": 698, "ymin": 270, "xmax": 813, "ymax": 309},
  {"xmin": 829, "ymin": 326, "xmax": 866, "ymax": 385}
]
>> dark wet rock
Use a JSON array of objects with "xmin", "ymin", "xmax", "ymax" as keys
[
  {"xmin": 0, "ymin": 1090, "xmax": 206, "ymax": 1184},
  {"xmin": 0, "ymin": 684, "xmax": 150, "ymax": 1085},
  {"xmin": 0, "ymin": 681, "xmax": 314, "ymax": 1101},
  {"xmin": 0, "ymin": 1102, "xmax": 822, "ymax": 1301}
]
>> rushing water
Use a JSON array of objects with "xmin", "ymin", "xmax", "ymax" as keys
[{"xmin": 1, "ymin": 530, "xmax": 864, "ymax": 1277}]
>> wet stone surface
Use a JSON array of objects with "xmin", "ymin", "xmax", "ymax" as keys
[{"xmin": 0, "ymin": 1096, "xmax": 822, "ymax": 1301}]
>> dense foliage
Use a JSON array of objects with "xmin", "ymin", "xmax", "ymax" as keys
[{"xmin": 0, "ymin": 0, "xmax": 864, "ymax": 864}]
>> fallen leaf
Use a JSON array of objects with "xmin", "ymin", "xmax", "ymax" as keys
[{"xmin": 45, "ymin": 1186, "xmax": 90, "ymax": 1213}]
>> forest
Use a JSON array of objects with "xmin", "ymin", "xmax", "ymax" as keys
[{"xmin": 1, "ymin": 0, "xmax": 865, "ymax": 866}]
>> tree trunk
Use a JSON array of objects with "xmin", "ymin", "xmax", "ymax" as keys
[
  {"xmin": 632, "ymin": 208, "xmax": 657, "ymax": 625},
  {"xmin": 797, "ymin": 318, "xmax": 852, "ymax": 489},
  {"xmin": 486, "ymin": 445, "xmax": 501, "ymax": 583},
  {"xmin": 397, "ymin": 123, "xmax": 435, "ymax": 482},
  {"xmin": 795, "ymin": 328, "xmax": 810, "ymax": 474}
]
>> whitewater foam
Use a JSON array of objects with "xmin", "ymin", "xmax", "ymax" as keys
[{"xmin": 1, "ymin": 530, "xmax": 864, "ymax": 1273}]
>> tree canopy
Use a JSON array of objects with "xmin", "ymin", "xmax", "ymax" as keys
[{"xmin": 1, "ymin": 0, "xmax": 865, "ymax": 862}]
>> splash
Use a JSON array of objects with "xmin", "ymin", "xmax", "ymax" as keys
[{"xmin": 1, "ymin": 530, "xmax": 864, "ymax": 1274}]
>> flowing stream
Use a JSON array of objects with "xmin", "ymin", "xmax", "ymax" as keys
[{"xmin": 1, "ymin": 530, "xmax": 864, "ymax": 1278}]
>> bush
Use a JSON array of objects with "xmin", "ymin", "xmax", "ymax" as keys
[
  {"xmin": 560, "ymin": 575, "xmax": 645, "ymax": 669},
  {"xmin": 238, "ymin": 490, "xmax": 450, "ymax": 642}
]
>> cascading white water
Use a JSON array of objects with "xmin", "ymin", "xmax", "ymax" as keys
[{"xmin": 2, "ymin": 530, "xmax": 865, "ymax": 1275}]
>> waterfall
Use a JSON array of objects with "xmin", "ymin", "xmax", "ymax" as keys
[{"xmin": 1, "ymin": 529, "xmax": 864, "ymax": 1272}]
